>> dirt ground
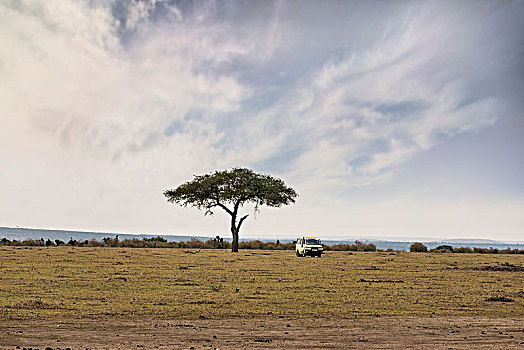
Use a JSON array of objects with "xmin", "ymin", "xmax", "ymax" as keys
[{"xmin": 1, "ymin": 316, "xmax": 523, "ymax": 349}]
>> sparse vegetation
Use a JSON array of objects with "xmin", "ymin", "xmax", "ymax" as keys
[
  {"xmin": 0, "ymin": 247, "xmax": 522, "ymax": 319},
  {"xmin": 1, "ymin": 237, "xmax": 523, "ymax": 254}
]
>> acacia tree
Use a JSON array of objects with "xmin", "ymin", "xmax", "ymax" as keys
[{"xmin": 163, "ymin": 167, "xmax": 298, "ymax": 252}]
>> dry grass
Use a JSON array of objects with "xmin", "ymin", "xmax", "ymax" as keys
[{"xmin": 0, "ymin": 247, "xmax": 523, "ymax": 319}]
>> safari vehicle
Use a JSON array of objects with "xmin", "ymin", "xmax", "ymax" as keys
[{"xmin": 295, "ymin": 236, "xmax": 323, "ymax": 257}]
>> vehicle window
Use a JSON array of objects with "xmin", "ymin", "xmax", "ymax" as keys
[{"xmin": 306, "ymin": 239, "xmax": 320, "ymax": 245}]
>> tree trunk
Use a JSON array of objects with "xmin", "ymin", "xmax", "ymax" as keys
[
  {"xmin": 231, "ymin": 227, "xmax": 239, "ymax": 252},
  {"xmin": 230, "ymin": 212, "xmax": 248, "ymax": 253}
]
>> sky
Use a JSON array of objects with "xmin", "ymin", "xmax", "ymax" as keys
[{"xmin": 1, "ymin": 0, "xmax": 523, "ymax": 241}]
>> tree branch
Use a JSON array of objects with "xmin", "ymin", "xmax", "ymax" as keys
[
  {"xmin": 236, "ymin": 214, "xmax": 249, "ymax": 231},
  {"xmin": 216, "ymin": 201, "xmax": 233, "ymax": 216},
  {"xmin": 233, "ymin": 198, "xmax": 243, "ymax": 216}
]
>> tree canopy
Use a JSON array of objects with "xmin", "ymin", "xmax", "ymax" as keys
[{"xmin": 163, "ymin": 167, "xmax": 298, "ymax": 252}]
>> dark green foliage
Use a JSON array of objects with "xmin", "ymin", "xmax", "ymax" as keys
[
  {"xmin": 431, "ymin": 245, "xmax": 458, "ymax": 253},
  {"xmin": 436, "ymin": 245, "xmax": 453, "ymax": 251},
  {"xmin": 143, "ymin": 236, "xmax": 168, "ymax": 243},
  {"xmin": 164, "ymin": 168, "xmax": 298, "ymax": 215},
  {"xmin": 410, "ymin": 242, "xmax": 427, "ymax": 252},
  {"xmin": 163, "ymin": 167, "xmax": 298, "ymax": 252}
]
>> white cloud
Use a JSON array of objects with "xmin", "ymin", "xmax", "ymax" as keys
[
  {"xmin": 245, "ymin": 1, "xmax": 503, "ymax": 190},
  {"xmin": 0, "ymin": 0, "xmax": 522, "ymax": 240}
]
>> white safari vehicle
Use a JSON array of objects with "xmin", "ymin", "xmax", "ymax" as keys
[{"xmin": 295, "ymin": 236, "xmax": 323, "ymax": 257}]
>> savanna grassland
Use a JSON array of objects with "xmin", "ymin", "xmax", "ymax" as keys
[{"xmin": 1, "ymin": 247, "xmax": 523, "ymax": 349}]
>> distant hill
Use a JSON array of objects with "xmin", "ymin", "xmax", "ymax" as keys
[
  {"xmin": 321, "ymin": 236, "xmax": 508, "ymax": 244},
  {"xmin": 441, "ymin": 238, "xmax": 501, "ymax": 244}
]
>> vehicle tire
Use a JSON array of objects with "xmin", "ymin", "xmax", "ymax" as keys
[{"xmin": 296, "ymin": 250, "xmax": 300, "ymax": 257}]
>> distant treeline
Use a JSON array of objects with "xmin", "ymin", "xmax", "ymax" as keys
[
  {"xmin": 409, "ymin": 242, "xmax": 524, "ymax": 254},
  {"xmin": 1, "ymin": 236, "xmax": 523, "ymax": 254},
  {"xmin": 0, "ymin": 236, "xmax": 363, "ymax": 250}
]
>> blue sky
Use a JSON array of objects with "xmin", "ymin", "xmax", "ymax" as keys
[{"xmin": 1, "ymin": 0, "xmax": 523, "ymax": 241}]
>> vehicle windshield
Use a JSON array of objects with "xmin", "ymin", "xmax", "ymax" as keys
[{"xmin": 306, "ymin": 238, "xmax": 320, "ymax": 245}]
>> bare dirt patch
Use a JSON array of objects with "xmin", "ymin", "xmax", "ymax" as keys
[{"xmin": 1, "ymin": 316, "xmax": 523, "ymax": 349}]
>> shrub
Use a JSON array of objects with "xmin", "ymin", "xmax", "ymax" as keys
[
  {"xmin": 102, "ymin": 236, "xmax": 119, "ymax": 247},
  {"xmin": 452, "ymin": 247, "xmax": 473, "ymax": 253},
  {"xmin": 410, "ymin": 242, "xmax": 427, "ymax": 252},
  {"xmin": 21, "ymin": 239, "xmax": 44, "ymax": 246},
  {"xmin": 88, "ymin": 238, "xmax": 103, "ymax": 247},
  {"xmin": 120, "ymin": 238, "xmax": 145, "ymax": 248},
  {"xmin": 204, "ymin": 236, "xmax": 230, "ymax": 249},
  {"xmin": 328, "ymin": 244, "xmax": 352, "ymax": 251},
  {"xmin": 362, "ymin": 243, "xmax": 377, "ymax": 252},
  {"xmin": 348, "ymin": 244, "xmax": 359, "ymax": 251},
  {"xmin": 436, "ymin": 245, "xmax": 453, "ymax": 252},
  {"xmin": 354, "ymin": 240, "xmax": 366, "ymax": 249},
  {"xmin": 143, "ymin": 236, "xmax": 167, "ymax": 243},
  {"xmin": 186, "ymin": 238, "xmax": 205, "ymax": 249},
  {"xmin": 326, "ymin": 242, "xmax": 375, "ymax": 252}
]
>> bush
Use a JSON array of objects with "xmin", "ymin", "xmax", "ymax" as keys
[
  {"xmin": 410, "ymin": 242, "xmax": 427, "ymax": 252},
  {"xmin": 452, "ymin": 247, "xmax": 473, "ymax": 253},
  {"xmin": 143, "ymin": 236, "xmax": 167, "ymax": 243},
  {"xmin": 325, "ymin": 241, "xmax": 376, "ymax": 252},
  {"xmin": 328, "ymin": 244, "xmax": 352, "ymax": 251},
  {"xmin": 436, "ymin": 245, "xmax": 453, "ymax": 252},
  {"xmin": 21, "ymin": 239, "xmax": 44, "ymax": 246},
  {"xmin": 362, "ymin": 243, "xmax": 377, "ymax": 252},
  {"xmin": 102, "ymin": 236, "xmax": 119, "ymax": 247}
]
